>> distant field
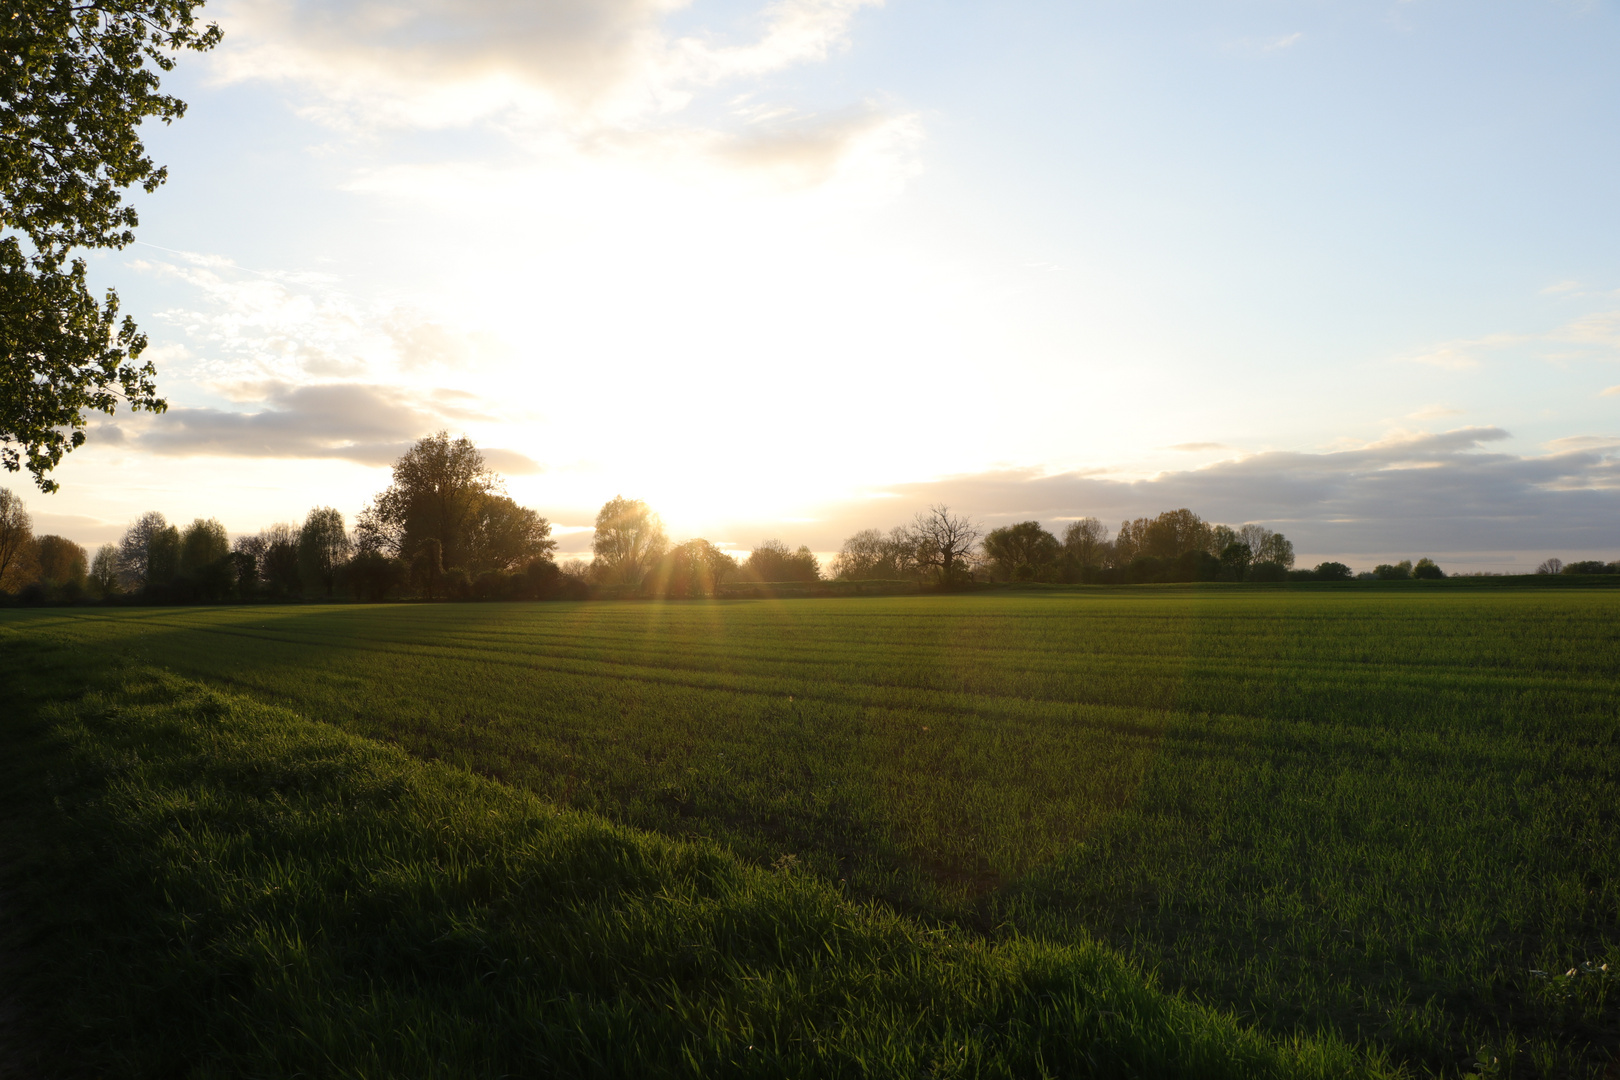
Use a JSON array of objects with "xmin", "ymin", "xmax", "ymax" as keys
[{"xmin": 2, "ymin": 590, "xmax": 1617, "ymax": 1077}]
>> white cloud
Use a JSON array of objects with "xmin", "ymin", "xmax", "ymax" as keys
[{"xmin": 212, "ymin": 0, "xmax": 885, "ymax": 136}]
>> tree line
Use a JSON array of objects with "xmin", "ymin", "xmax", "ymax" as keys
[{"xmin": 18, "ymin": 432, "xmax": 1612, "ymax": 606}]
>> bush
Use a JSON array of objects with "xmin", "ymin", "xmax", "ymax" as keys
[
  {"xmin": 1247, "ymin": 561, "xmax": 1288, "ymax": 583},
  {"xmin": 343, "ymin": 552, "xmax": 406, "ymax": 603},
  {"xmin": 1562, "ymin": 560, "xmax": 1619, "ymax": 575}
]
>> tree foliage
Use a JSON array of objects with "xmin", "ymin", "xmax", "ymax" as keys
[
  {"xmin": 739, "ymin": 539, "xmax": 820, "ymax": 583},
  {"xmin": 982, "ymin": 521, "xmax": 1060, "ymax": 581},
  {"xmin": 643, "ymin": 539, "xmax": 737, "ymax": 597},
  {"xmin": 297, "ymin": 507, "xmax": 350, "ymax": 598},
  {"xmin": 590, "ymin": 496, "xmax": 667, "ymax": 585},
  {"xmin": 357, "ymin": 432, "xmax": 552, "ymax": 577},
  {"xmin": 2, "ymin": 0, "xmax": 220, "ymax": 490},
  {"xmin": 0, "ymin": 486, "xmax": 34, "ymax": 587}
]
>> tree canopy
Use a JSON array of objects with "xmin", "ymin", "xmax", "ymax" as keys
[
  {"xmin": 358, "ymin": 432, "xmax": 553, "ymax": 575},
  {"xmin": 2, "ymin": 0, "xmax": 220, "ymax": 490},
  {"xmin": 590, "ymin": 496, "xmax": 667, "ymax": 584}
]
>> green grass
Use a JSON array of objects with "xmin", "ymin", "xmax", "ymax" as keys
[{"xmin": 2, "ymin": 590, "xmax": 1616, "ymax": 1076}]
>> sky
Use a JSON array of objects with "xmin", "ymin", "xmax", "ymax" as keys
[{"xmin": 20, "ymin": 0, "xmax": 1620, "ymax": 571}]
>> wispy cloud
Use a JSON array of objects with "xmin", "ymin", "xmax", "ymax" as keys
[{"xmin": 1401, "ymin": 332, "xmax": 1523, "ymax": 371}]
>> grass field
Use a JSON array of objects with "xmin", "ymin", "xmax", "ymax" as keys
[{"xmin": 2, "ymin": 590, "xmax": 1616, "ymax": 1077}]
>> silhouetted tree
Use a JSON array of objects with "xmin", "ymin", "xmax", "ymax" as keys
[
  {"xmin": 740, "ymin": 539, "xmax": 820, "ymax": 583},
  {"xmin": 831, "ymin": 527, "xmax": 920, "ymax": 580},
  {"xmin": 298, "ymin": 507, "xmax": 351, "ymax": 598},
  {"xmin": 982, "ymin": 521, "xmax": 1060, "ymax": 581},
  {"xmin": 1061, "ymin": 518, "xmax": 1110, "ymax": 579},
  {"xmin": 644, "ymin": 539, "xmax": 738, "ymax": 597},
  {"xmin": 35, "ymin": 534, "xmax": 88, "ymax": 590},
  {"xmin": 89, "ymin": 543, "xmax": 121, "ymax": 597},
  {"xmin": 145, "ymin": 523, "xmax": 181, "ymax": 590},
  {"xmin": 117, "ymin": 510, "xmax": 167, "ymax": 590},
  {"xmin": 910, "ymin": 505, "xmax": 980, "ymax": 586},
  {"xmin": 259, "ymin": 523, "xmax": 301, "ymax": 597},
  {"xmin": 345, "ymin": 550, "xmax": 406, "ymax": 603},
  {"xmin": 1313, "ymin": 561, "xmax": 1353, "ymax": 581},
  {"xmin": 1412, "ymin": 557, "xmax": 1445, "ymax": 580},
  {"xmin": 358, "ymin": 432, "xmax": 501, "ymax": 571},
  {"xmin": 1536, "ymin": 558, "xmax": 1563, "ymax": 575},
  {"xmin": 412, "ymin": 538, "xmax": 445, "ymax": 600},
  {"xmin": 1373, "ymin": 560, "xmax": 1412, "ymax": 581},
  {"xmin": 1219, "ymin": 542, "xmax": 1252, "ymax": 580},
  {"xmin": 0, "ymin": 487, "xmax": 35, "ymax": 589},
  {"xmin": 590, "ymin": 496, "xmax": 667, "ymax": 585},
  {"xmin": 465, "ymin": 494, "xmax": 555, "ymax": 573}
]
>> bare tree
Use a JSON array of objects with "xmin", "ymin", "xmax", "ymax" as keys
[
  {"xmin": 1061, "ymin": 517, "xmax": 1110, "ymax": 571},
  {"xmin": 910, "ymin": 504, "xmax": 981, "ymax": 585},
  {"xmin": 1536, "ymin": 558, "xmax": 1563, "ymax": 575}
]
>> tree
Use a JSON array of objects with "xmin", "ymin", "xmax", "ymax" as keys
[
  {"xmin": 1373, "ymin": 560, "xmax": 1412, "ymax": 581},
  {"xmin": 144, "ymin": 522, "xmax": 180, "ymax": 588},
  {"xmin": 0, "ymin": 487, "xmax": 34, "ymax": 587},
  {"xmin": 830, "ymin": 528, "xmax": 886, "ymax": 580},
  {"xmin": 3, "ymin": 0, "xmax": 220, "ymax": 490},
  {"xmin": 117, "ymin": 510, "xmax": 167, "ymax": 589},
  {"xmin": 257, "ymin": 522, "xmax": 300, "ymax": 597},
  {"xmin": 465, "ymin": 494, "xmax": 555, "ymax": 573},
  {"xmin": 89, "ymin": 542, "xmax": 121, "ymax": 596},
  {"xmin": 644, "ymin": 538, "xmax": 737, "ymax": 597},
  {"xmin": 831, "ymin": 527, "xmax": 920, "ymax": 580},
  {"xmin": 981, "ymin": 521, "xmax": 1060, "ymax": 581},
  {"xmin": 358, "ymin": 432, "xmax": 501, "ymax": 571},
  {"xmin": 910, "ymin": 505, "xmax": 980, "ymax": 586},
  {"xmin": 1219, "ymin": 541, "xmax": 1252, "ymax": 581},
  {"xmin": 1141, "ymin": 508, "xmax": 1212, "ymax": 560},
  {"xmin": 178, "ymin": 517, "xmax": 227, "ymax": 574},
  {"xmin": 35, "ymin": 533, "xmax": 87, "ymax": 587},
  {"xmin": 1412, "ymin": 557, "xmax": 1445, "ymax": 580},
  {"xmin": 1313, "ymin": 561, "xmax": 1353, "ymax": 581},
  {"xmin": 1255, "ymin": 531, "xmax": 1295, "ymax": 569},
  {"xmin": 297, "ymin": 506, "xmax": 350, "ymax": 598},
  {"xmin": 345, "ymin": 550, "xmax": 406, "ymax": 603},
  {"xmin": 740, "ymin": 539, "xmax": 820, "ymax": 583},
  {"xmin": 1536, "ymin": 558, "xmax": 1563, "ymax": 575},
  {"xmin": 590, "ymin": 496, "xmax": 667, "ymax": 584},
  {"xmin": 1061, "ymin": 518, "xmax": 1110, "ymax": 576},
  {"xmin": 411, "ymin": 538, "xmax": 444, "ymax": 600}
]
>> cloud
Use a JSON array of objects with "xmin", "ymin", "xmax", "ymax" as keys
[
  {"xmin": 214, "ymin": 0, "xmax": 883, "ymax": 132},
  {"xmin": 1168, "ymin": 442, "xmax": 1229, "ymax": 452},
  {"xmin": 1554, "ymin": 308, "xmax": 1620, "ymax": 349},
  {"xmin": 1406, "ymin": 404, "xmax": 1463, "ymax": 419},
  {"xmin": 752, "ymin": 427, "xmax": 1620, "ymax": 558},
  {"xmin": 1602, "ymin": 385, "xmax": 1620, "ymax": 397},
  {"xmin": 1401, "ymin": 332, "xmax": 1523, "ymax": 371},
  {"xmin": 1263, "ymin": 32, "xmax": 1304, "ymax": 51},
  {"xmin": 121, "ymin": 381, "xmax": 539, "ymax": 472}
]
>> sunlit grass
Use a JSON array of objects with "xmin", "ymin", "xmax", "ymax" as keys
[{"xmin": 2, "ymin": 589, "xmax": 1615, "ymax": 1076}]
